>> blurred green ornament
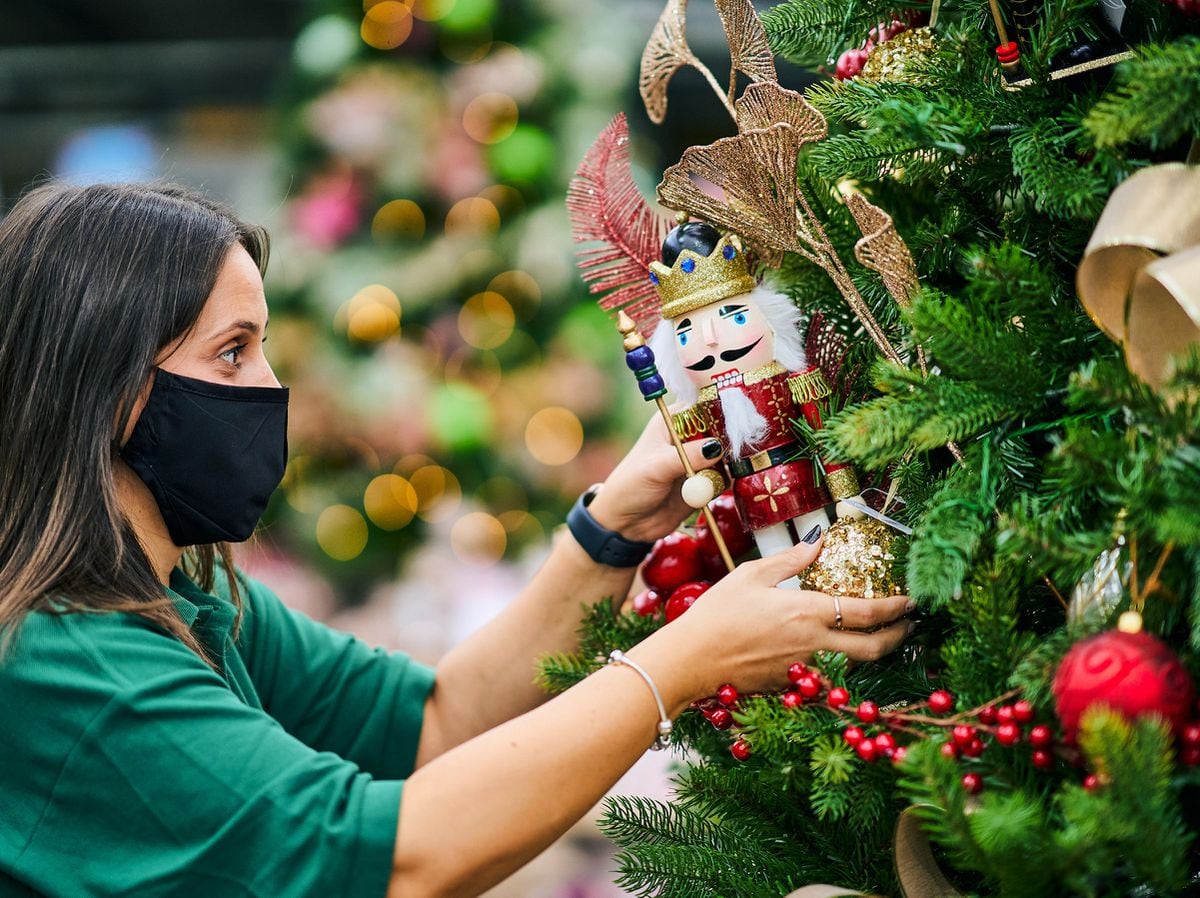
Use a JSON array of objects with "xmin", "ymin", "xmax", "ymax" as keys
[
  {"xmin": 293, "ymin": 15, "xmax": 360, "ymax": 77},
  {"xmin": 440, "ymin": 0, "xmax": 496, "ymax": 34},
  {"xmin": 428, "ymin": 381, "xmax": 493, "ymax": 450},
  {"xmin": 558, "ymin": 302, "xmax": 614, "ymax": 365},
  {"xmin": 487, "ymin": 124, "xmax": 554, "ymax": 183}
]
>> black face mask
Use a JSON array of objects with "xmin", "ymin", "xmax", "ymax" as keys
[{"xmin": 121, "ymin": 369, "xmax": 289, "ymax": 547}]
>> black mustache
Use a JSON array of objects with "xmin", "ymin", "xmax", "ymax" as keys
[{"xmin": 684, "ymin": 336, "xmax": 764, "ymax": 371}]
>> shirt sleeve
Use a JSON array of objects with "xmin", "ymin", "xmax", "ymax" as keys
[
  {"xmin": 1, "ymin": 612, "xmax": 400, "ymax": 898},
  {"xmin": 232, "ymin": 574, "xmax": 436, "ymax": 781}
]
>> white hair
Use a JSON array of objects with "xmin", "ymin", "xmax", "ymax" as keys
[{"xmin": 648, "ymin": 285, "xmax": 808, "ymax": 407}]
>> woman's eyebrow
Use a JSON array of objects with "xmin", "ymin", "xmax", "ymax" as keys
[{"xmin": 206, "ymin": 319, "xmax": 268, "ymax": 341}]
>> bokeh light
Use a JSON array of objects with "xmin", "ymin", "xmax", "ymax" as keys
[
  {"xmin": 410, "ymin": 0, "xmax": 456, "ymax": 21},
  {"xmin": 488, "ymin": 269, "xmax": 540, "ymax": 320},
  {"xmin": 457, "ymin": 291, "xmax": 514, "ymax": 349},
  {"xmin": 444, "ymin": 196, "xmax": 500, "ymax": 236},
  {"xmin": 443, "ymin": 346, "xmax": 503, "ymax": 394},
  {"xmin": 316, "ymin": 504, "xmax": 369, "ymax": 561},
  {"xmin": 497, "ymin": 508, "xmax": 545, "ymax": 544},
  {"xmin": 410, "ymin": 464, "xmax": 463, "ymax": 522},
  {"xmin": 364, "ymin": 474, "xmax": 419, "ymax": 530},
  {"xmin": 338, "ymin": 283, "xmax": 402, "ymax": 342},
  {"xmin": 282, "ymin": 456, "xmax": 325, "ymax": 514},
  {"xmin": 487, "ymin": 124, "xmax": 554, "ymax": 183},
  {"xmin": 294, "ymin": 15, "xmax": 360, "ymax": 77},
  {"xmin": 477, "ymin": 184, "xmax": 524, "ymax": 215},
  {"xmin": 372, "ymin": 199, "xmax": 426, "ymax": 240},
  {"xmin": 462, "ymin": 92, "xmax": 518, "ymax": 144},
  {"xmin": 361, "ymin": 1, "xmax": 413, "ymax": 50},
  {"xmin": 524, "ymin": 406, "xmax": 584, "ymax": 466},
  {"xmin": 450, "ymin": 511, "xmax": 507, "ymax": 563},
  {"xmin": 439, "ymin": 30, "xmax": 493, "ymax": 64},
  {"xmin": 438, "ymin": 0, "xmax": 495, "ymax": 32}
]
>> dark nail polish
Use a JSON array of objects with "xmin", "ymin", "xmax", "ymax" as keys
[
  {"xmin": 702, "ymin": 439, "xmax": 723, "ymax": 459},
  {"xmin": 801, "ymin": 524, "xmax": 822, "ymax": 544},
  {"xmin": 905, "ymin": 600, "xmax": 917, "ymax": 613}
]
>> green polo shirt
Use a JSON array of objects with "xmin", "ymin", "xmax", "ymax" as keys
[{"xmin": 0, "ymin": 568, "xmax": 435, "ymax": 898}]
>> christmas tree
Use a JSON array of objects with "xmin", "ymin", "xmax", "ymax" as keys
[{"xmin": 540, "ymin": 1, "xmax": 1200, "ymax": 895}]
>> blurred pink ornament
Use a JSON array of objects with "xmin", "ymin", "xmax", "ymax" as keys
[
  {"xmin": 291, "ymin": 170, "xmax": 366, "ymax": 248},
  {"xmin": 427, "ymin": 124, "xmax": 489, "ymax": 202}
]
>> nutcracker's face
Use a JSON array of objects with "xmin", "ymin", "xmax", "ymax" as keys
[{"xmin": 672, "ymin": 293, "xmax": 775, "ymax": 391}]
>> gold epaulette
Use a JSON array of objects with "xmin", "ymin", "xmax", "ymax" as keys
[
  {"xmin": 672, "ymin": 405, "xmax": 711, "ymax": 441},
  {"xmin": 787, "ymin": 368, "xmax": 832, "ymax": 405}
]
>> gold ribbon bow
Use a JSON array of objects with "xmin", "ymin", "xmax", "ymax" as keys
[{"xmin": 1076, "ymin": 164, "xmax": 1200, "ymax": 389}]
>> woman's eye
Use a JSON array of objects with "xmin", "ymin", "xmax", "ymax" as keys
[
  {"xmin": 219, "ymin": 345, "xmax": 244, "ymax": 367},
  {"xmin": 678, "ymin": 333, "xmax": 689, "ymax": 346},
  {"xmin": 733, "ymin": 312, "xmax": 747, "ymax": 325}
]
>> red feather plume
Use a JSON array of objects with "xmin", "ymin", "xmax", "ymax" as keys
[{"xmin": 566, "ymin": 113, "xmax": 673, "ymax": 333}]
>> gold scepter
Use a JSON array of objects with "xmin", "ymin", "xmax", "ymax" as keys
[{"xmin": 616, "ymin": 310, "xmax": 735, "ymax": 573}]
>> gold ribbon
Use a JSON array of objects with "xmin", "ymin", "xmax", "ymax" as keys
[
  {"xmin": 1076, "ymin": 164, "xmax": 1200, "ymax": 388},
  {"xmin": 782, "ymin": 809, "xmax": 964, "ymax": 898}
]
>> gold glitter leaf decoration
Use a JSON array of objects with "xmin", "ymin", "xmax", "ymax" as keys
[
  {"xmin": 846, "ymin": 193, "xmax": 920, "ymax": 307},
  {"xmin": 734, "ymin": 81, "xmax": 827, "ymax": 142},
  {"xmin": 640, "ymin": 0, "xmax": 697, "ymax": 125},
  {"xmin": 657, "ymin": 124, "xmax": 804, "ymax": 267},
  {"xmin": 714, "ymin": 0, "xmax": 777, "ymax": 104}
]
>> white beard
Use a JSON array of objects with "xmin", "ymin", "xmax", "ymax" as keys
[{"xmin": 718, "ymin": 386, "xmax": 769, "ymax": 457}]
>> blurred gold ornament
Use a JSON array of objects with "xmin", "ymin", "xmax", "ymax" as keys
[
  {"xmin": 800, "ymin": 518, "xmax": 904, "ymax": 600},
  {"xmin": 858, "ymin": 28, "xmax": 938, "ymax": 84},
  {"xmin": 1077, "ymin": 164, "xmax": 1200, "ymax": 389}
]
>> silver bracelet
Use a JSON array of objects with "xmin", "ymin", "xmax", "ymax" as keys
[{"xmin": 607, "ymin": 649, "xmax": 673, "ymax": 750}]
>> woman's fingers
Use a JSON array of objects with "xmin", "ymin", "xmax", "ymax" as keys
[
  {"xmin": 743, "ymin": 537, "xmax": 825, "ymax": 586},
  {"xmin": 824, "ymin": 618, "xmax": 914, "ymax": 663},
  {"xmin": 826, "ymin": 594, "xmax": 914, "ymax": 630}
]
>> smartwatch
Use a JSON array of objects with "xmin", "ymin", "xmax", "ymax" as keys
[{"xmin": 566, "ymin": 484, "xmax": 654, "ymax": 567}]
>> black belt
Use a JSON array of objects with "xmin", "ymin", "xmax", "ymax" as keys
[{"xmin": 728, "ymin": 442, "xmax": 804, "ymax": 478}]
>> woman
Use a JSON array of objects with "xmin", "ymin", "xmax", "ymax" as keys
[{"xmin": 0, "ymin": 182, "xmax": 915, "ymax": 898}]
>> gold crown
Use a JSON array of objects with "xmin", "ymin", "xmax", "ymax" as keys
[{"xmin": 649, "ymin": 232, "xmax": 757, "ymax": 320}]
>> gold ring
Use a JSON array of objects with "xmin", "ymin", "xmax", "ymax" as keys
[{"xmin": 833, "ymin": 595, "xmax": 844, "ymax": 631}]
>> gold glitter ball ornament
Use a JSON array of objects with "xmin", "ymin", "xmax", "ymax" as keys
[
  {"xmin": 858, "ymin": 28, "xmax": 938, "ymax": 84},
  {"xmin": 800, "ymin": 518, "xmax": 904, "ymax": 599}
]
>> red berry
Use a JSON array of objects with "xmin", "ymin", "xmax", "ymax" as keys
[
  {"xmin": 797, "ymin": 674, "xmax": 821, "ymax": 699},
  {"xmin": 787, "ymin": 662, "xmax": 807, "ymax": 683},
  {"xmin": 892, "ymin": 746, "xmax": 908, "ymax": 765},
  {"xmin": 952, "ymin": 725, "xmax": 976, "ymax": 748},
  {"xmin": 978, "ymin": 705, "xmax": 998, "ymax": 725},
  {"xmin": 1183, "ymin": 746, "xmax": 1200, "ymax": 766},
  {"xmin": 642, "ymin": 532, "xmax": 706, "ymax": 594},
  {"xmin": 856, "ymin": 701, "xmax": 880, "ymax": 724},
  {"xmin": 1032, "ymin": 748, "xmax": 1054, "ymax": 769},
  {"xmin": 1183, "ymin": 722, "xmax": 1200, "ymax": 746},
  {"xmin": 716, "ymin": 684, "xmax": 739, "ymax": 707},
  {"xmin": 856, "ymin": 738, "xmax": 878, "ymax": 762},
  {"xmin": 843, "ymin": 726, "xmax": 865, "ymax": 747},
  {"xmin": 964, "ymin": 737, "xmax": 986, "ymax": 758},
  {"xmin": 940, "ymin": 741, "xmax": 959, "ymax": 760},
  {"xmin": 781, "ymin": 691, "xmax": 803, "ymax": 710},
  {"xmin": 996, "ymin": 722, "xmax": 1021, "ymax": 746},
  {"xmin": 706, "ymin": 708, "xmax": 733, "ymax": 730},
  {"xmin": 631, "ymin": 589, "xmax": 662, "ymax": 616},
  {"xmin": 663, "ymin": 581, "xmax": 711, "ymax": 623},
  {"xmin": 928, "ymin": 690, "xmax": 954, "ymax": 714},
  {"xmin": 1012, "ymin": 700, "xmax": 1034, "ymax": 723},
  {"xmin": 1083, "ymin": 773, "xmax": 1100, "ymax": 791},
  {"xmin": 997, "ymin": 705, "xmax": 1016, "ymax": 723},
  {"xmin": 875, "ymin": 732, "xmax": 897, "ymax": 753},
  {"xmin": 827, "ymin": 687, "xmax": 850, "ymax": 709},
  {"xmin": 730, "ymin": 738, "xmax": 752, "ymax": 761},
  {"xmin": 695, "ymin": 492, "xmax": 754, "ymax": 575},
  {"xmin": 1029, "ymin": 725, "xmax": 1053, "ymax": 748},
  {"xmin": 961, "ymin": 772, "xmax": 983, "ymax": 794}
]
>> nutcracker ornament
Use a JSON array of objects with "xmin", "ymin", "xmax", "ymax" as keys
[{"xmin": 646, "ymin": 220, "xmax": 866, "ymax": 580}]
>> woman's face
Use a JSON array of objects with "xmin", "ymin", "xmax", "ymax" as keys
[{"xmin": 122, "ymin": 245, "xmax": 279, "ymax": 440}]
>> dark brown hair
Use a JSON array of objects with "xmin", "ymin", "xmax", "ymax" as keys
[{"xmin": 0, "ymin": 181, "xmax": 270, "ymax": 662}]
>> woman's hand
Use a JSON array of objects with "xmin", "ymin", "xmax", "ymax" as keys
[
  {"xmin": 634, "ymin": 536, "xmax": 914, "ymax": 702},
  {"xmin": 587, "ymin": 412, "xmax": 723, "ymax": 544}
]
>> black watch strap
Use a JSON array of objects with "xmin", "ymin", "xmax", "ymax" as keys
[{"xmin": 566, "ymin": 485, "xmax": 654, "ymax": 567}]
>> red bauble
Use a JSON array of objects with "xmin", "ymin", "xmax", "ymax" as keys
[
  {"xmin": 856, "ymin": 701, "xmax": 880, "ymax": 724},
  {"xmin": 716, "ymin": 683, "xmax": 739, "ymax": 707},
  {"xmin": 928, "ymin": 690, "xmax": 954, "ymax": 714},
  {"xmin": 843, "ymin": 726, "xmax": 865, "ymax": 747},
  {"xmin": 695, "ymin": 492, "xmax": 754, "ymax": 576},
  {"xmin": 1182, "ymin": 745, "xmax": 1200, "ymax": 766},
  {"xmin": 1053, "ymin": 630, "xmax": 1196, "ymax": 739},
  {"xmin": 663, "ymin": 581, "xmax": 711, "ymax": 623},
  {"xmin": 706, "ymin": 708, "xmax": 733, "ymax": 730},
  {"xmin": 642, "ymin": 532, "xmax": 706, "ymax": 594},
  {"xmin": 827, "ymin": 687, "xmax": 851, "ymax": 709},
  {"xmin": 631, "ymin": 589, "xmax": 662, "ymax": 617},
  {"xmin": 856, "ymin": 738, "xmax": 878, "ymax": 762},
  {"xmin": 781, "ymin": 691, "xmax": 803, "ymax": 709},
  {"xmin": 962, "ymin": 772, "xmax": 983, "ymax": 794},
  {"xmin": 835, "ymin": 47, "xmax": 870, "ymax": 80},
  {"xmin": 731, "ymin": 739, "xmax": 752, "ymax": 761},
  {"xmin": 996, "ymin": 722, "xmax": 1021, "ymax": 746}
]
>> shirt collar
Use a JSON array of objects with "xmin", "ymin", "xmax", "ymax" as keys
[{"xmin": 165, "ymin": 568, "xmax": 236, "ymax": 637}]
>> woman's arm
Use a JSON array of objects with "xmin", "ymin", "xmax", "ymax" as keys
[
  {"xmin": 415, "ymin": 414, "xmax": 724, "ymax": 764},
  {"xmin": 390, "ymin": 540, "xmax": 915, "ymax": 898}
]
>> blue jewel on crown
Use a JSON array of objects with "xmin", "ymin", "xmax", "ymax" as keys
[
  {"xmin": 649, "ymin": 271, "xmax": 659, "ymax": 284},
  {"xmin": 723, "ymin": 245, "xmax": 736, "ymax": 260},
  {"xmin": 681, "ymin": 258, "xmax": 696, "ymax": 273}
]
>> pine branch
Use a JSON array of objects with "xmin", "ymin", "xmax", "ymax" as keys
[
  {"xmin": 905, "ymin": 461, "xmax": 994, "ymax": 606},
  {"xmin": 1085, "ymin": 35, "xmax": 1200, "ymax": 150}
]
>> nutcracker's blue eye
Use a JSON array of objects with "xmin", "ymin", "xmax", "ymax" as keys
[
  {"xmin": 678, "ymin": 332, "xmax": 689, "ymax": 346},
  {"xmin": 733, "ymin": 312, "xmax": 747, "ymax": 325}
]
